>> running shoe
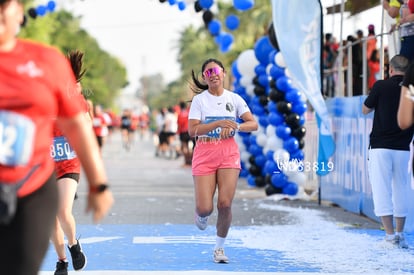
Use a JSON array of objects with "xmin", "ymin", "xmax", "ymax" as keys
[
  {"xmin": 195, "ymin": 214, "xmax": 208, "ymax": 230},
  {"xmin": 54, "ymin": 260, "xmax": 68, "ymax": 275},
  {"xmin": 213, "ymin": 248, "xmax": 229, "ymax": 263},
  {"xmin": 68, "ymin": 239, "xmax": 87, "ymax": 271}
]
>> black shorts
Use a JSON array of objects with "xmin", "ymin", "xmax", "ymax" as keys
[
  {"xmin": 57, "ymin": 173, "xmax": 80, "ymax": 183},
  {"xmin": 179, "ymin": 132, "xmax": 192, "ymax": 143}
]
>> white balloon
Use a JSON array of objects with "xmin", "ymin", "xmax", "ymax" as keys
[
  {"xmin": 283, "ymin": 161, "xmax": 300, "ymax": 177},
  {"xmin": 288, "ymin": 171, "xmax": 307, "ymax": 186},
  {"xmin": 266, "ymin": 63, "xmax": 273, "ymax": 75},
  {"xmin": 285, "ymin": 68, "xmax": 291, "ymax": 78},
  {"xmin": 273, "ymin": 148, "xmax": 290, "ymax": 163},
  {"xmin": 237, "ymin": 49, "xmax": 259, "ymax": 78},
  {"xmin": 245, "ymin": 84, "xmax": 255, "ymax": 97},
  {"xmin": 266, "ymin": 125, "xmax": 276, "ymax": 137},
  {"xmin": 275, "ymin": 52, "xmax": 286, "ymax": 68},
  {"xmin": 240, "ymin": 151, "xmax": 250, "ymax": 163},
  {"xmin": 256, "ymin": 133, "xmax": 267, "ymax": 147},
  {"xmin": 267, "ymin": 135, "xmax": 283, "ymax": 150},
  {"xmin": 240, "ymin": 75, "xmax": 253, "ymax": 87}
]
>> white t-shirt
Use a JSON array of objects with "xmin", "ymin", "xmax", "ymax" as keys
[{"xmin": 189, "ymin": 89, "xmax": 250, "ymax": 138}]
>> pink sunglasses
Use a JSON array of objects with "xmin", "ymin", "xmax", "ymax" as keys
[{"xmin": 203, "ymin": 67, "xmax": 222, "ymax": 78}]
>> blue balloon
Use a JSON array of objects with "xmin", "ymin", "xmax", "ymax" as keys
[
  {"xmin": 232, "ymin": 61, "xmax": 242, "ymax": 79},
  {"xmin": 168, "ymin": 0, "xmax": 176, "ymax": 5},
  {"xmin": 290, "ymin": 150, "xmax": 304, "ymax": 161},
  {"xmin": 269, "ymin": 64, "xmax": 285, "ymax": 79},
  {"xmin": 271, "ymin": 172, "xmax": 288, "ymax": 188},
  {"xmin": 268, "ymin": 50, "xmax": 276, "ymax": 64},
  {"xmin": 242, "ymin": 135, "xmax": 251, "ymax": 146},
  {"xmin": 208, "ymin": 20, "xmax": 221, "ymax": 36},
  {"xmin": 247, "ymin": 175, "xmax": 257, "ymax": 187},
  {"xmin": 264, "ymin": 160, "xmax": 278, "ymax": 174},
  {"xmin": 267, "ymin": 101, "xmax": 277, "ymax": 113},
  {"xmin": 258, "ymin": 74, "xmax": 269, "ymax": 88},
  {"xmin": 251, "ymin": 103, "xmax": 266, "ymax": 116},
  {"xmin": 47, "ymin": 0, "xmax": 56, "ymax": 12},
  {"xmin": 276, "ymin": 125, "xmax": 291, "ymax": 140},
  {"xmin": 258, "ymin": 115, "xmax": 269, "ymax": 127},
  {"xmin": 266, "ymin": 150, "xmax": 275, "ymax": 160},
  {"xmin": 255, "ymin": 154, "xmax": 267, "ymax": 167},
  {"xmin": 283, "ymin": 182, "xmax": 299, "ymax": 195},
  {"xmin": 292, "ymin": 102, "xmax": 308, "ymax": 115},
  {"xmin": 233, "ymin": 0, "xmax": 254, "ymax": 11},
  {"xmin": 225, "ymin": 14, "xmax": 240, "ymax": 31},
  {"xmin": 240, "ymin": 168, "xmax": 249, "ymax": 178},
  {"xmin": 285, "ymin": 89, "xmax": 301, "ymax": 104},
  {"xmin": 199, "ymin": 0, "xmax": 213, "ymax": 9},
  {"xmin": 268, "ymin": 111, "xmax": 284, "ymax": 126},
  {"xmin": 283, "ymin": 137, "xmax": 299, "ymax": 153},
  {"xmin": 249, "ymin": 135, "xmax": 257, "ymax": 145},
  {"xmin": 219, "ymin": 32, "xmax": 234, "ymax": 51},
  {"xmin": 178, "ymin": 1, "xmax": 186, "ymax": 10},
  {"xmin": 276, "ymin": 76, "xmax": 293, "ymax": 92},
  {"xmin": 254, "ymin": 64, "xmax": 267, "ymax": 76},
  {"xmin": 254, "ymin": 36, "xmax": 274, "ymax": 65},
  {"xmin": 36, "ymin": 5, "xmax": 47, "ymax": 16},
  {"xmin": 248, "ymin": 144, "xmax": 262, "ymax": 157}
]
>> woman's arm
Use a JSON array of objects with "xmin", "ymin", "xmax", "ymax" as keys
[{"xmin": 397, "ymin": 86, "xmax": 414, "ymax": 129}]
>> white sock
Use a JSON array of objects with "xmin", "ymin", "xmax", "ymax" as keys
[
  {"xmin": 215, "ymin": 236, "xmax": 226, "ymax": 250},
  {"xmin": 385, "ymin": 233, "xmax": 395, "ymax": 241},
  {"xmin": 396, "ymin": 231, "xmax": 404, "ymax": 237}
]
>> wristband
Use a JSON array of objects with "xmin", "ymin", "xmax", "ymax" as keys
[{"xmin": 89, "ymin": 183, "xmax": 109, "ymax": 194}]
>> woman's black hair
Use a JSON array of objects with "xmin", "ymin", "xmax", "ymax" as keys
[
  {"xmin": 67, "ymin": 50, "xmax": 86, "ymax": 83},
  {"xmin": 190, "ymin": 58, "xmax": 225, "ymax": 94}
]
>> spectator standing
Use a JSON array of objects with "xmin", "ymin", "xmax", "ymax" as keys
[
  {"xmin": 368, "ymin": 49, "xmax": 381, "ymax": 90},
  {"xmin": 399, "ymin": 0, "xmax": 414, "ymax": 62},
  {"xmin": 362, "ymin": 55, "xmax": 413, "ymax": 249}
]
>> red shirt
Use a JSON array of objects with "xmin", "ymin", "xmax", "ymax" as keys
[
  {"xmin": 177, "ymin": 108, "xmax": 189, "ymax": 134},
  {"xmin": 0, "ymin": 39, "xmax": 82, "ymax": 197}
]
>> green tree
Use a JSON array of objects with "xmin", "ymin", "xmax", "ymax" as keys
[{"xmin": 19, "ymin": 8, "xmax": 128, "ymax": 108}]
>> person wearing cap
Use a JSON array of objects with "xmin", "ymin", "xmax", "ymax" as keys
[{"xmin": 0, "ymin": 1, "xmax": 114, "ymax": 274}]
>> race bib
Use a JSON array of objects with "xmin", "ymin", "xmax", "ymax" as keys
[
  {"xmin": 204, "ymin": 116, "xmax": 235, "ymax": 138},
  {"xmin": 51, "ymin": 136, "xmax": 76, "ymax": 161},
  {"xmin": 0, "ymin": 111, "xmax": 35, "ymax": 166}
]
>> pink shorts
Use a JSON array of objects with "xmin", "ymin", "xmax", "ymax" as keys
[{"xmin": 192, "ymin": 137, "xmax": 241, "ymax": 176}]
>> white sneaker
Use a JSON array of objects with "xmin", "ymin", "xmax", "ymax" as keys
[
  {"xmin": 396, "ymin": 234, "xmax": 409, "ymax": 249},
  {"xmin": 213, "ymin": 248, "xmax": 229, "ymax": 263},
  {"xmin": 195, "ymin": 214, "xmax": 208, "ymax": 230}
]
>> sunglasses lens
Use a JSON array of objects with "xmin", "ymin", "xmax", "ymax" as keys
[{"xmin": 203, "ymin": 67, "xmax": 221, "ymax": 77}]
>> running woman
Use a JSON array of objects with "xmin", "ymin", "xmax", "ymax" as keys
[
  {"xmin": 50, "ymin": 50, "xmax": 89, "ymax": 275},
  {"xmin": 188, "ymin": 58, "xmax": 258, "ymax": 263}
]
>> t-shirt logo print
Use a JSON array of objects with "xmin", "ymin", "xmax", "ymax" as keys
[{"xmin": 225, "ymin": 103, "xmax": 234, "ymax": 112}]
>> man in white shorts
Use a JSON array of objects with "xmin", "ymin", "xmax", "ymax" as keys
[{"xmin": 362, "ymin": 54, "xmax": 413, "ymax": 248}]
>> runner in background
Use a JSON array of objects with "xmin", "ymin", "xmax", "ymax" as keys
[{"xmin": 50, "ymin": 50, "xmax": 88, "ymax": 275}]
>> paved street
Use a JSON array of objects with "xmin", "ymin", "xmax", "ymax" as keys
[{"xmin": 39, "ymin": 130, "xmax": 414, "ymax": 275}]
